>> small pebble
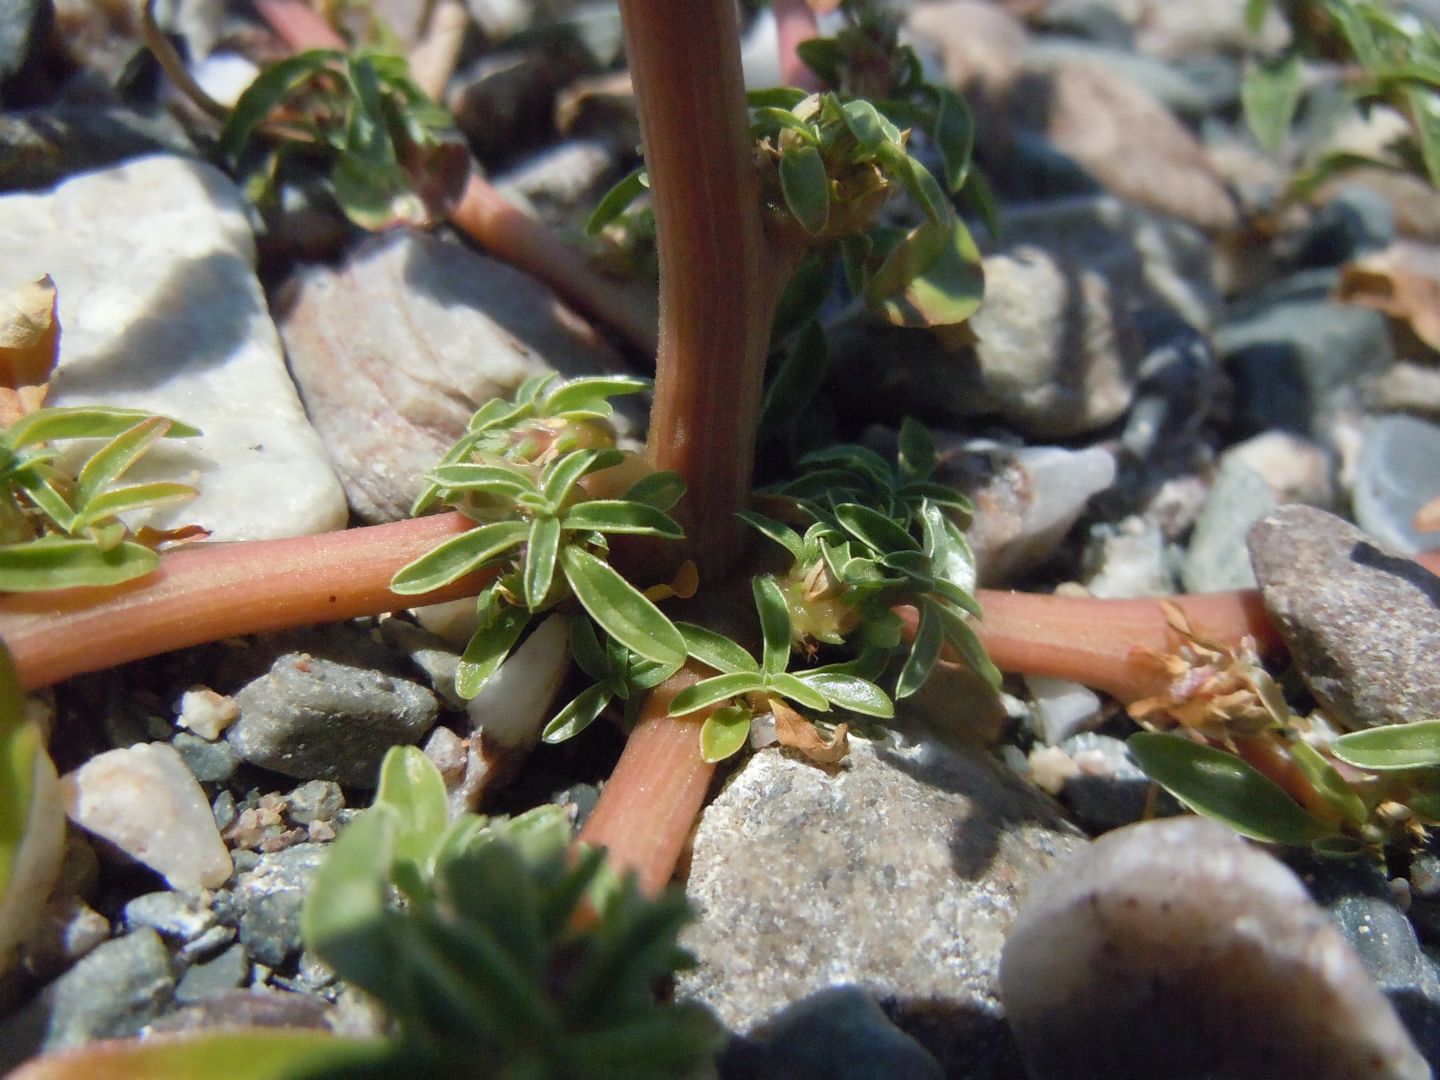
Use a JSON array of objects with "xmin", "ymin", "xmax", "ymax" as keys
[
  {"xmin": 284, "ymin": 780, "xmax": 343, "ymax": 826},
  {"xmin": 234, "ymin": 844, "xmax": 329, "ymax": 967},
  {"xmin": 41, "ymin": 929, "xmax": 175, "ymax": 1052},
  {"xmin": 122, "ymin": 892, "xmax": 215, "ymax": 941},
  {"xmin": 1353, "ymin": 414, "xmax": 1440, "ymax": 556},
  {"xmin": 61, "ymin": 743, "xmax": 233, "ymax": 892},
  {"xmin": 1181, "ymin": 457, "xmax": 1275, "ymax": 593},
  {"xmin": 1000, "ymin": 818, "xmax": 1428, "ymax": 1079},
  {"xmin": 1248, "ymin": 505, "xmax": 1440, "ymax": 729},
  {"xmin": 174, "ymin": 944, "xmax": 249, "ymax": 1005},
  {"xmin": 1023, "ymin": 675, "xmax": 1102, "ymax": 746},
  {"xmin": 171, "ymin": 731, "xmax": 239, "ymax": 784},
  {"xmin": 174, "ymin": 688, "xmax": 240, "ymax": 741}
]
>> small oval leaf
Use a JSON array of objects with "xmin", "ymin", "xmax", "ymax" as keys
[
  {"xmin": 1332, "ymin": 720, "xmax": 1440, "ymax": 771},
  {"xmin": 779, "ymin": 144, "xmax": 830, "ymax": 235},
  {"xmin": 700, "ymin": 705, "xmax": 753, "ymax": 763}
]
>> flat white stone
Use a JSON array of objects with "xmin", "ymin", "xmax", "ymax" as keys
[
  {"xmin": 60, "ymin": 742, "xmax": 233, "ymax": 892},
  {"xmin": 0, "ymin": 155, "xmax": 347, "ymax": 540}
]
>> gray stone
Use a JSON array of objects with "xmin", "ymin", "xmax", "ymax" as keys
[
  {"xmin": 229, "ymin": 653, "xmax": 438, "ymax": 787},
  {"xmin": 0, "ymin": 0, "xmax": 44, "ymax": 85},
  {"xmin": 939, "ymin": 437, "xmax": 1116, "ymax": 586},
  {"xmin": 0, "ymin": 156, "xmax": 347, "ymax": 539},
  {"xmin": 1083, "ymin": 516, "xmax": 1178, "ymax": 598},
  {"xmin": 234, "ymin": 844, "xmax": 329, "ymax": 967},
  {"xmin": 1024, "ymin": 40, "xmax": 1218, "ymax": 119},
  {"xmin": 284, "ymin": 780, "xmax": 344, "ymax": 825},
  {"xmin": 1024, "ymin": 675, "xmax": 1102, "ymax": 746},
  {"xmin": 1225, "ymin": 430, "xmax": 1336, "ymax": 508},
  {"xmin": 739, "ymin": 986, "xmax": 944, "ymax": 1080},
  {"xmin": 966, "ymin": 247, "xmax": 1141, "ymax": 438},
  {"xmin": 492, "ymin": 139, "xmax": 620, "ymax": 228},
  {"xmin": 1368, "ymin": 362, "xmax": 1440, "ymax": 421},
  {"xmin": 43, "ymin": 929, "xmax": 176, "ymax": 1051},
  {"xmin": 123, "ymin": 892, "xmax": 216, "ymax": 941},
  {"xmin": 676, "ymin": 737, "xmax": 1084, "ymax": 1074},
  {"xmin": 1284, "ymin": 851, "xmax": 1440, "ymax": 1063},
  {"xmin": 1122, "ymin": 312, "xmax": 1217, "ymax": 459},
  {"xmin": 179, "ymin": 924, "xmax": 236, "ymax": 963},
  {"xmin": 1354, "ymin": 414, "xmax": 1440, "ymax": 556},
  {"xmin": 1248, "ymin": 505, "xmax": 1440, "ymax": 729},
  {"xmin": 1216, "ymin": 275, "xmax": 1395, "ymax": 438},
  {"xmin": 21, "ymin": 896, "xmax": 110, "ymax": 981},
  {"xmin": 146, "ymin": 988, "xmax": 331, "ymax": 1035},
  {"xmin": 1058, "ymin": 732, "xmax": 1175, "ymax": 833},
  {"xmin": 279, "ymin": 229, "xmax": 634, "ymax": 524},
  {"xmin": 1293, "ymin": 185, "xmax": 1397, "ymax": 268},
  {"xmin": 175, "ymin": 943, "xmax": 249, "ymax": 1004},
  {"xmin": 1007, "ymin": 62, "xmax": 1238, "ymax": 232},
  {"xmin": 379, "ymin": 617, "xmax": 466, "ymax": 708},
  {"xmin": 999, "ymin": 818, "xmax": 1428, "ymax": 1080},
  {"xmin": 1182, "ymin": 458, "xmax": 1277, "ymax": 593},
  {"xmin": 172, "ymin": 731, "xmax": 239, "ymax": 784}
]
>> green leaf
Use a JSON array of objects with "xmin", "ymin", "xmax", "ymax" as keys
[
  {"xmin": 1242, "ymin": 51, "xmax": 1302, "ymax": 155},
  {"xmin": 928, "ymin": 598, "xmax": 1001, "ymax": 689},
  {"xmin": 218, "ymin": 49, "xmax": 342, "ymax": 161},
  {"xmin": 840, "ymin": 98, "xmax": 902, "ymax": 153},
  {"xmin": 766, "ymin": 672, "xmax": 831, "ymax": 713},
  {"xmin": 669, "ymin": 672, "xmax": 765, "ymax": 716},
  {"xmin": 620, "ymin": 471, "xmax": 685, "ymax": 512},
  {"xmin": 931, "ymin": 86, "xmax": 976, "ymax": 192},
  {"xmin": 0, "ymin": 645, "xmax": 36, "ymax": 904},
  {"xmin": 1405, "ymin": 84, "xmax": 1440, "ymax": 190},
  {"xmin": 0, "ymin": 536, "xmax": 158, "ymax": 591},
  {"xmin": 374, "ymin": 746, "xmax": 450, "ymax": 869},
  {"xmin": 455, "ymin": 602, "xmax": 531, "ymax": 699},
  {"xmin": 523, "ymin": 515, "xmax": 562, "ymax": 610},
  {"xmin": 561, "ymin": 501, "xmax": 684, "ymax": 539},
  {"xmin": 541, "ymin": 448, "xmax": 621, "ymax": 508},
  {"xmin": 1127, "ymin": 732, "xmax": 1338, "ymax": 846},
  {"xmin": 699, "ymin": 705, "xmax": 752, "ymax": 763},
  {"xmin": 389, "ymin": 520, "xmax": 528, "ymax": 595},
  {"xmin": 834, "ymin": 503, "xmax": 920, "ymax": 555},
  {"xmin": 896, "ymin": 601, "xmax": 942, "ymax": 699},
  {"xmin": 796, "ymin": 39, "xmax": 842, "ymax": 87},
  {"xmin": 542, "ymin": 376, "xmax": 651, "ymax": 417},
  {"xmin": 752, "ymin": 576, "xmax": 793, "ymax": 675},
  {"xmin": 795, "ymin": 671, "xmax": 894, "ymax": 717},
  {"xmin": 70, "ymin": 416, "xmax": 170, "ymax": 512},
  {"xmin": 1332, "ymin": 720, "xmax": 1440, "ymax": 771},
  {"xmin": 871, "ymin": 218, "xmax": 985, "ymax": 329},
  {"xmin": 586, "ymin": 168, "xmax": 650, "ymax": 235},
  {"xmin": 865, "ymin": 220, "xmax": 949, "ymax": 306},
  {"xmin": 779, "ymin": 144, "xmax": 830, "ymax": 235},
  {"xmin": 13, "ymin": 467, "xmax": 76, "ymax": 534},
  {"xmin": 897, "ymin": 418, "xmax": 938, "ymax": 480},
  {"xmin": 1245, "ymin": 0, "xmax": 1271, "ymax": 34},
  {"xmin": 558, "ymin": 545, "xmax": 686, "ymax": 668},
  {"xmin": 302, "ymin": 805, "xmax": 400, "ymax": 995},
  {"xmin": 427, "ymin": 464, "xmax": 538, "ymax": 500},
  {"xmin": 735, "ymin": 511, "xmax": 804, "ymax": 561},
  {"xmin": 921, "ymin": 502, "xmax": 978, "ymax": 600},
  {"xmin": 677, "ymin": 622, "xmax": 757, "ymax": 674},
  {"xmin": 568, "ymin": 616, "xmax": 610, "ymax": 681},
  {"xmin": 754, "ymin": 106, "xmax": 823, "ymax": 142},
  {"xmin": 759, "ymin": 319, "xmax": 830, "ymax": 439},
  {"xmin": 74, "ymin": 481, "xmax": 197, "ymax": 529},
  {"xmin": 542, "ymin": 683, "xmax": 614, "ymax": 744},
  {"xmin": 2, "ymin": 1029, "xmax": 394, "ymax": 1080},
  {"xmin": 747, "ymin": 86, "xmax": 810, "ymax": 110},
  {"xmin": 6, "ymin": 406, "xmax": 199, "ymax": 449},
  {"xmin": 1287, "ymin": 740, "xmax": 1368, "ymax": 826}
]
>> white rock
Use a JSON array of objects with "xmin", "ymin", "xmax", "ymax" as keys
[
  {"xmin": 60, "ymin": 742, "xmax": 233, "ymax": 892},
  {"xmin": 1023, "ymin": 674, "xmax": 1102, "ymax": 745},
  {"xmin": 1000, "ymin": 817, "xmax": 1429, "ymax": 1080},
  {"xmin": 0, "ymin": 155, "xmax": 347, "ymax": 541},
  {"xmin": 174, "ymin": 687, "xmax": 240, "ymax": 740}
]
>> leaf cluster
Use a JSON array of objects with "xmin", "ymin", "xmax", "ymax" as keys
[
  {"xmin": 392, "ymin": 376, "xmax": 689, "ymax": 701},
  {"xmin": 218, "ymin": 47, "xmax": 468, "ymax": 230},
  {"xmin": 0, "ymin": 406, "xmax": 200, "ymax": 592},
  {"xmin": 1243, "ymin": 0, "xmax": 1440, "ymax": 194},
  {"xmin": 301, "ymin": 747, "xmax": 719, "ymax": 1080},
  {"xmin": 744, "ymin": 418, "xmax": 999, "ymax": 705}
]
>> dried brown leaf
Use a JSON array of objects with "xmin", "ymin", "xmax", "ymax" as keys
[
  {"xmin": 1335, "ymin": 241, "xmax": 1440, "ymax": 352},
  {"xmin": 771, "ymin": 696, "xmax": 849, "ymax": 765},
  {"xmin": 0, "ymin": 276, "xmax": 60, "ymax": 426}
]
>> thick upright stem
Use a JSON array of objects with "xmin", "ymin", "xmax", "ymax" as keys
[{"xmin": 619, "ymin": 0, "xmax": 777, "ymax": 578}]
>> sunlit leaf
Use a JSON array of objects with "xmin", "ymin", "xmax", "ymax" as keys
[
  {"xmin": 389, "ymin": 520, "xmax": 527, "ymax": 594},
  {"xmin": 72, "ymin": 417, "xmax": 171, "ymax": 511},
  {"xmin": 374, "ymin": 746, "xmax": 450, "ymax": 869},
  {"xmin": 559, "ymin": 545, "xmax": 686, "ymax": 668},
  {"xmin": 834, "ymin": 502, "xmax": 919, "ymax": 554},
  {"xmin": 669, "ymin": 672, "xmax": 765, "ymax": 716},
  {"xmin": 523, "ymin": 516, "xmax": 562, "ymax": 610},
  {"xmin": 620, "ymin": 471, "xmax": 685, "ymax": 512},
  {"xmin": 74, "ymin": 482, "xmax": 197, "ymax": 529},
  {"xmin": 561, "ymin": 501, "xmax": 683, "ymax": 538},
  {"xmin": 766, "ymin": 672, "xmax": 831, "ymax": 713},
  {"xmin": 542, "ymin": 683, "xmax": 613, "ymax": 744},
  {"xmin": 542, "ymin": 376, "xmax": 651, "ymax": 417},
  {"xmin": 871, "ymin": 218, "xmax": 985, "ymax": 328},
  {"xmin": 677, "ymin": 622, "xmax": 757, "ymax": 674},
  {"xmin": 6, "ymin": 406, "xmax": 199, "ymax": 449},
  {"xmin": 780, "ymin": 144, "xmax": 830, "ymax": 235},
  {"xmin": 1332, "ymin": 720, "xmax": 1440, "ymax": 770},
  {"xmin": 735, "ymin": 511, "xmax": 804, "ymax": 561},
  {"xmin": 455, "ymin": 602, "xmax": 530, "ymax": 699},
  {"xmin": 218, "ymin": 49, "xmax": 341, "ymax": 162},
  {"xmin": 699, "ymin": 705, "xmax": 752, "ymax": 763},
  {"xmin": 1242, "ymin": 51, "xmax": 1302, "ymax": 155},
  {"xmin": 586, "ymin": 168, "xmax": 649, "ymax": 236},
  {"xmin": 427, "ymin": 464, "xmax": 537, "ymax": 499},
  {"xmin": 1128, "ymin": 732, "xmax": 1337, "ymax": 846},
  {"xmin": 1288, "ymin": 740, "xmax": 1368, "ymax": 826},
  {"xmin": 928, "ymin": 597, "xmax": 1001, "ymax": 689},
  {"xmin": 794, "ymin": 671, "xmax": 894, "ymax": 717},
  {"xmin": 895, "ymin": 601, "xmax": 941, "ymax": 699},
  {"xmin": 753, "ymin": 576, "xmax": 793, "ymax": 675},
  {"xmin": 0, "ymin": 536, "xmax": 158, "ymax": 591},
  {"xmin": 747, "ymin": 86, "xmax": 809, "ymax": 109},
  {"xmin": 864, "ymin": 220, "xmax": 948, "ymax": 305}
]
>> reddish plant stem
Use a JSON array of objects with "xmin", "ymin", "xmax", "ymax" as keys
[
  {"xmin": 618, "ymin": 0, "xmax": 780, "ymax": 578},
  {"xmin": 0, "ymin": 514, "xmax": 487, "ymax": 691},
  {"xmin": 577, "ymin": 666, "xmax": 715, "ymax": 897},
  {"xmin": 250, "ymin": 0, "xmax": 659, "ymax": 357}
]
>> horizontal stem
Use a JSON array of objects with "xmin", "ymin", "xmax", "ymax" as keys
[
  {"xmin": 0, "ymin": 514, "xmax": 488, "ymax": 691},
  {"xmin": 577, "ymin": 666, "xmax": 715, "ymax": 897}
]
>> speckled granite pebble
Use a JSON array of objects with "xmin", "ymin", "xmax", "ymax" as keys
[{"xmin": 1248, "ymin": 505, "xmax": 1440, "ymax": 729}]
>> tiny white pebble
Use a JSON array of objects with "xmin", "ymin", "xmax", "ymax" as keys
[{"xmin": 175, "ymin": 687, "xmax": 240, "ymax": 740}]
